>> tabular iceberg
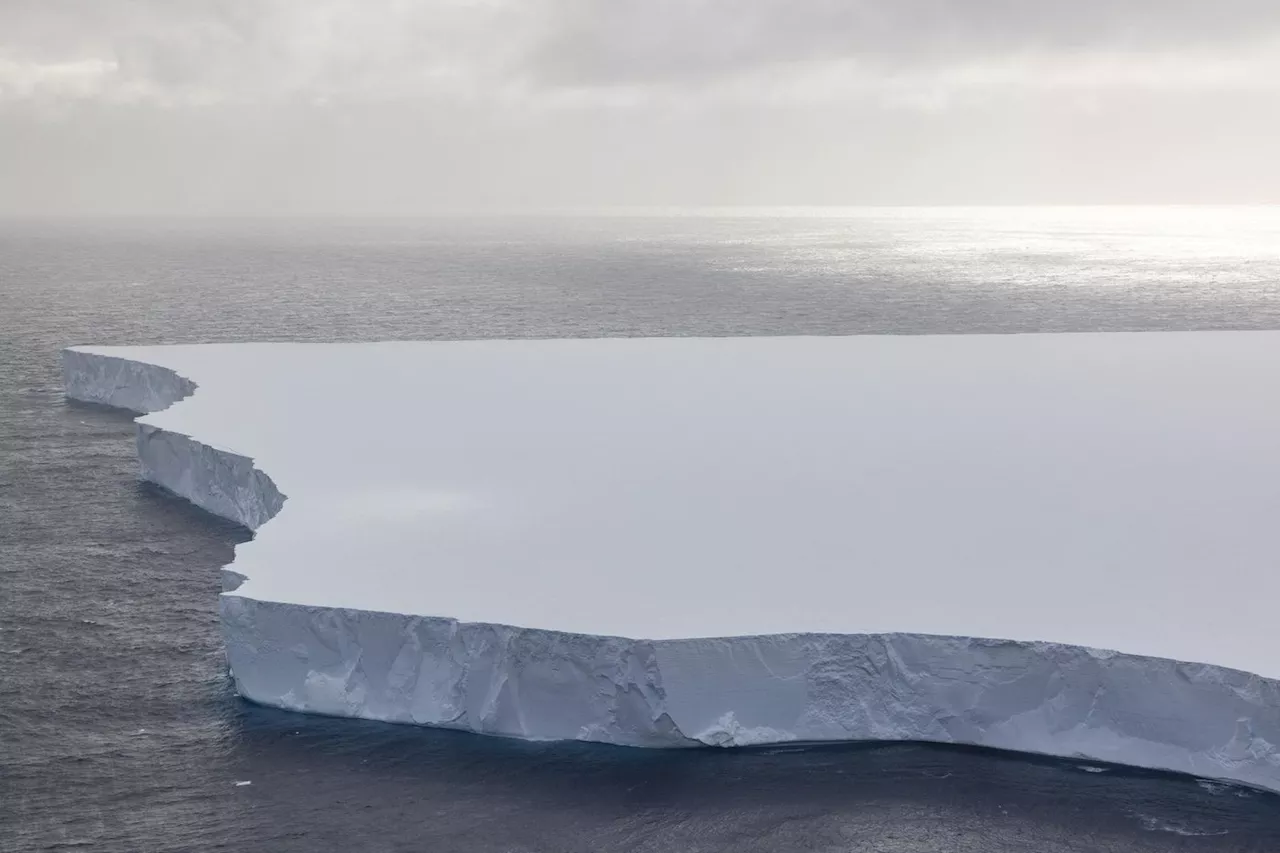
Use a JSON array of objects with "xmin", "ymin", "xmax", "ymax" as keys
[{"xmin": 62, "ymin": 334, "xmax": 1280, "ymax": 792}]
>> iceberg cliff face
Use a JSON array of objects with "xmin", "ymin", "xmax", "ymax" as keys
[
  {"xmin": 220, "ymin": 595, "xmax": 1280, "ymax": 792},
  {"xmin": 60, "ymin": 336, "xmax": 1280, "ymax": 793},
  {"xmin": 136, "ymin": 424, "xmax": 284, "ymax": 533},
  {"xmin": 62, "ymin": 348, "xmax": 195, "ymax": 415},
  {"xmin": 62, "ymin": 348, "xmax": 284, "ymax": 532}
]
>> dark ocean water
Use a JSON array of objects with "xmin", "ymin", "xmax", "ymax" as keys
[{"xmin": 5, "ymin": 209, "xmax": 1280, "ymax": 852}]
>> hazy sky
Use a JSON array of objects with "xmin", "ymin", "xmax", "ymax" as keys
[{"xmin": 3, "ymin": 0, "xmax": 1279, "ymax": 213}]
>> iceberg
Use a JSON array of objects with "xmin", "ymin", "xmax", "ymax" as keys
[{"xmin": 62, "ymin": 334, "xmax": 1280, "ymax": 792}]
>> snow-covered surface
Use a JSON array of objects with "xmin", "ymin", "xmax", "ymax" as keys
[{"xmin": 63, "ymin": 334, "xmax": 1280, "ymax": 791}]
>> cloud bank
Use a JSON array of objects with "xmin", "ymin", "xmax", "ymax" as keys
[{"xmin": 2, "ymin": 0, "xmax": 1278, "ymax": 211}]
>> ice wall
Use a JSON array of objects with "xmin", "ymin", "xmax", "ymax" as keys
[
  {"xmin": 62, "ymin": 348, "xmax": 284, "ymax": 531},
  {"xmin": 221, "ymin": 595, "xmax": 1280, "ymax": 794},
  {"xmin": 62, "ymin": 348, "xmax": 195, "ymax": 415},
  {"xmin": 61, "ymin": 343, "xmax": 1280, "ymax": 795}
]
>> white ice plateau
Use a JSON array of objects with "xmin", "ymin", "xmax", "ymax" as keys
[{"xmin": 62, "ymin": 333, "xmax": 1280, "ymax": 792}]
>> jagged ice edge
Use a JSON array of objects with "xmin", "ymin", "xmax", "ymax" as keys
[{"xmin": 60, "ymin": 346, "xmax": 1280, "ymax": 794}]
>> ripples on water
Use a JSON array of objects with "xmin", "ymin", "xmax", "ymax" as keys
[{"xmin": 4, "ymin": 209, "xmax": 1280, "ymax": 851}]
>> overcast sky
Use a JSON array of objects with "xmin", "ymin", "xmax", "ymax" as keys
[{"xmin": 2, "ymin": 0, "xmax": 1279, "ymax": 214}]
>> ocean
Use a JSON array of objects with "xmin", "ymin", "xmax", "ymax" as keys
[{"xmin": 4, "ymin": 208, "xmax": 1280, "ymax": 852}]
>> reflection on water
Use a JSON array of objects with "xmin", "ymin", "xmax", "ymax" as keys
[{"xmin": 218, "ymin": 703, "xmax": 1280, "ymax": 851}]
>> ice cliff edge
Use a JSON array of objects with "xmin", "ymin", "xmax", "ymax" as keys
[
  {"xmin": 61, "ymin": 338, "xmax": 1280, "ymax": 795},
  {"xmin": 62, "ymin": 347, "xmax": 284, "ymax": 531}
]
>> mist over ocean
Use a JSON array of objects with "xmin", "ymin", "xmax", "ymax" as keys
[{"xmin": 6, "ymin": 208, "xmax": 1280, "ymax": 852}]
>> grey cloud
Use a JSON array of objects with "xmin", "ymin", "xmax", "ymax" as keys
[
  {"xmin": 6, "ymin": 0, "xmax": 1280, "ymax": 104},
  {"xmin": 527, "ymin": 0, "xmax": 1280, "ymax": 87},
  {"xmin": 0, "ymin": 0, "xmax": 528, "ymax": 103},
  {"xmin": 1, "ymin": 0, "xmax": 1278, "ymax": 212}
]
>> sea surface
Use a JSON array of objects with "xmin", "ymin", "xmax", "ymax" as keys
[{"xmin": 5, "ymin": 208, "xmax": 1280, "ymax": 852}]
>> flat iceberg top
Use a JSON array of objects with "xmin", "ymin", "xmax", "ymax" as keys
[{"xmin": 74, "ymin": 334, "xmax": 1280, "ymax": 677}]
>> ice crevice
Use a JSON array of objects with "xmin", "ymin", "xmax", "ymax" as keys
[{"xmin": 59, "ymin": 341, "xmax": 1280, "ymax": 794}]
